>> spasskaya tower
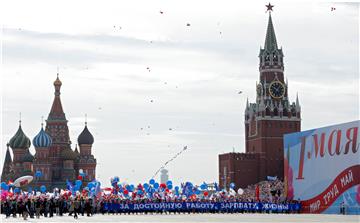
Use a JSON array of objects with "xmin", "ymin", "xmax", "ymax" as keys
[{"xmin": 219, "ymin": 3, "xmax": 301, "ymax": 189}]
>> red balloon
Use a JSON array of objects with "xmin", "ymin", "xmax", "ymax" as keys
[
  {"xmin": 160, "ymin": 183, "xmax": 166, "ymax": 189},
  {"xmin": 124, "ymin": 190, "xmax": 129, "ymax": 195},
  {"xmin": 77, "ymin": 175, "xmax": 82, "ymax": 180},
  {"xmin": 204, "ymin": 191, "xmax": 209, "ymax": 196},
  {"xmin": 165, "ymin": 189, "xmax": 170, "ymax": 193}
]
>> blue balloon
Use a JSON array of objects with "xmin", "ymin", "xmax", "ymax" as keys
[
  {"xmin": 166, "ymin": 180, "xmax": 172, "ymax": 186},
  {"xmin": 154, "ymin": 182, "xmax": 159, "ymax": 189},
  {"xmin": 1, "ymin": 182, "xmax": 8, "ymax": 191},
  {"xmin": 35, "ymin": 170, "xmax": 42, "ymax": 177},
  {"xmin": 137, "ymin": 190, "xmax": 143, "ymax": 195},
  {"xmin": 40, "ymin": 185, "xmax": 46, "ymax": 193},
  {"xmin": 80, "ymin": 172, "xmax": 86, "ymax": 177},
  {"xmin": 195, "ymin": 189, "xmax": 200, "ymax": 195},
  {"xmin": 229, "ymin": 182, "xmax": 235, "ymax": 189},
  {"xmin": 14, "ymin": 188, "xmax": 20, "ymax": 194},
  {"xmin": 200, "ymin": 183, "xmax": 208, "ymax": 190},
  {"xmin": 113, "ymin": 176, "xmax": 119, "ymax": 182},
  {"xmin": 167, "ymin": 184, "xmax": 173, "ymax": 190},
  {"xmin": 143, "ymin": 183, "xmax": 149, "ymax": 189},
  {"xmin": 75, "ymin": 180, "xmax": 82, "ymax": 187},
  {"xmin": 87, "ymin": 182, "xmax": 95, "ymax": 189},
  {"xmin": 149, "ymin": 179, "xmax": 155, "ymax": 185},
  {"xmin": 174, "ymin": 186, "xmax": 179, "ymax": 191}
]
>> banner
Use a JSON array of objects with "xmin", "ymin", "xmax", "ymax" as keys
[
  {"xmin": 103, "ymin": 202, "xmax": 300, "ymax": 212},
  {"xmin": 284, "ymin": 120, "xmax": 360, "ymax": 214}
]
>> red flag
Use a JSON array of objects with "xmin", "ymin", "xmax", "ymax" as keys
[{"xmin": 255, "ymin": 185, "xmax": 260, "ymax": 201}]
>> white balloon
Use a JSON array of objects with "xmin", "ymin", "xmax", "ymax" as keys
[
  {"xmin": 13, "ymin": 175, "xmax": 33, "ymax": 187},
  {"xmin": 79, "ymin": 169, "xmax": 83, "ymax": 174},
  {"xmin": 237, "ymin": 188, "xmax": 244, "ymax": 195}
]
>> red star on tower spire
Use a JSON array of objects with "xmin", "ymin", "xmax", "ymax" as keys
[{"xmin": 266, "ymin": 3, "xmax": 274, "ymax": 13}]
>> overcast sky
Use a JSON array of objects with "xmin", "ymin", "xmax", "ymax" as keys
[{"xmin": 0, "ymin": 1, "xmax": 359, "ymax": 187}]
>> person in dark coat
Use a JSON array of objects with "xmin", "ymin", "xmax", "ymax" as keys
[{"xmin": 85, "ymin": 199, "xmax": 92, "ymax": 216}]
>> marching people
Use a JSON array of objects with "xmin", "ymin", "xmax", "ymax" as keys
[{"xmin": 0, "ymin": 179, "xmax": 303, "ymax": 219}]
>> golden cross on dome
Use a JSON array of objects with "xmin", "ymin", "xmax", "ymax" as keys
[{"xmin": 266, "ymin": 3, "xmax": 274, "ymax": 13}]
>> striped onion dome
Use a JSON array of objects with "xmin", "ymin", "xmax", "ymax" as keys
[
  {"xmin": 9, "ymin": 124, "xmax": 31, "ymax": 149},
  {"xmin": 33, "ymin": 127, "xmax": 52, "ymax": 148}
]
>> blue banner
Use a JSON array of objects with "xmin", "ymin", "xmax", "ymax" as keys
[{"xmin": 103, "ymin": 202, "xmax": 300, "ymax": 212}]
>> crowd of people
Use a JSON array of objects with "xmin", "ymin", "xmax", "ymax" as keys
[{"xmin": 0, "ymin": 179, "xmax": 300, "ymax": 220}]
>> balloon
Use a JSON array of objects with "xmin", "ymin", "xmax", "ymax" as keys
[
  {"xmin": 14, "ymin": 188, "xmax": 20, "ymax": 194},
  {"xmin": 237, "ymin": 188, "xmax": 244, "ymax": 195},
  {"xmin": 35, "ymin": 170, "xmax": 42, "ymax": 178},
  {"xmin": 123, "ymin": 190, "xmax": 129, "ymax": 195},
  {"xmin": 166, "ymin": 180, "xmax": 172, "ymax": 186},
  {"xmin": 79, "ymin": 169, "xmax": 84, "ymax": 174},
  {"xmin": 149, "ymin": 179, "xmax": 155, "ymax": 185},
  {"xmin": 87, "ymin": 182, "xmax": 95, "ymax": 189},
  {"xmin": 174, "ymin": 186, "xmax": 179, "ymax": 191},
  {"xmin": 77, "ymin": 175, "xmax": 83, "ymax": 180},
  {"xmin": 160, "ymin": 183, "xmax": 166, "ymax": 189},
  {"xmin": 154, "ymin": 183, "xmax": 159, "ymax": 189},
  {"xmin": 0, "ymin": 182, "xmax": 8, "ymax": 191},
  {"xmin": 204, "ymin": 191, "xmax": 209, "ymax": 196},
  {"xmin": 229, "ymin": 182, "xmax": 236, "ymax": 189},
  {"xmin": 75, "ymin": 180, "xmax": 82, "ymax": 187},
  {"xmin": 167, "ymin": 184, "xmax": 173, "ymax": 190},
  {"xmin": 80, "ymin": 173, "xmax": 86, "ymax": 177},
  {"xmin": 13, "ymin": 175, "xmax": 33, "ymax": 187},
  {"xmin": 113, "ymin": 176, "xmax": 120, "ymax": 183},
  {"xmin": 195, "ymin": 189, "xmax": 200, "ymax": 195},
  {"xmin": 143, "ymin": 183, "xmax": 149, "ymax": 189},
  {"xmin": 40, "ymin": 185, "xmax": 46, "ymax": 193},
  {"xmin": 200, "ymin": 183, "xmax": 208, "ymax": 190}
]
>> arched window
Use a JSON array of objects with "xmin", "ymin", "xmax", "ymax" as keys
[
  {"xmin": 265, "ymin": 107, "xmax": 271, "ymax": 116},
  {"xmin": 273, "ymin": 108, "xmax": 278, "ymax": 116},
  {"xmin": 283, "ymin": 109, "xmax": 288, "ymax": 117}
]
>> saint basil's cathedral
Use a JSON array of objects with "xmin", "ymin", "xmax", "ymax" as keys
[{"xmin": 1, "ymin": 75, "xmax": 97, "ymax": 189}]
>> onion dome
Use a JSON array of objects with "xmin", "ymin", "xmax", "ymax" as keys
[
  {"xmin": 22, "ymin": 149, "xmax": 34, "ymax": 162},
  {"xmin": 77, "ymin": 125, "xmax": 94, "ymax": 145},
  {"xmin": 9, "ymin": 124, "xmax": 31, "ymax": 149},
  {"xmin": 33, "ymin": 126, "xmax": 52, "ymax": 148},
  {"xmin": 61, "ymin": 148, "xmax": 78, "ymax": 160}
]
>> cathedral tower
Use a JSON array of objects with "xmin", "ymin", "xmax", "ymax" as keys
[{"xmin": 45, "ymin": 74, "xmax": 72, "ymax": 187}]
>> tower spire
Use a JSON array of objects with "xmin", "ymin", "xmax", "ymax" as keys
[
  {"xmin": 48, "ymin": 73, "xmax": 66, "ymax": 121},
  {"xmin": 264, "ymin": 7, "xmax": 278, "ymax": 52},
  {"xmin": 296, "ymin": 92, "xmax": 301, "ymax": 112}
]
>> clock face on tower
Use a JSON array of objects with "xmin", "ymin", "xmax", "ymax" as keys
[{"xmin": 269, "ymin": 81, "xmax": 285, "ymax": 98}]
